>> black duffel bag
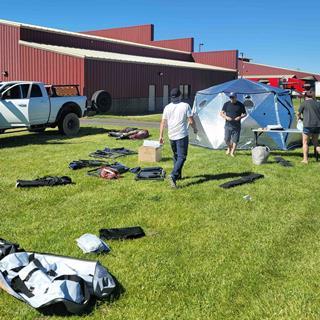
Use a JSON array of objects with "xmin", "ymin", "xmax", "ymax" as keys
[{"xmin": 0, "ymin": 238, "xmax": 23, "ymax": 260}]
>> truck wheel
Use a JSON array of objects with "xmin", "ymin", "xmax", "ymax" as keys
[
  {"xmin": 0, "ymin": 129, "xmax": 5, "ymax": 134},
  {"xmin": 91, "ymin": 90, "xmax": 112, "ymax": 113},
  {"xmin": 58, "ymin": 112, "xmax": 80, "ymax": 136},
  {"xmin": 28, "ymin": 128, "xmax": 46, "ymax": 133}
]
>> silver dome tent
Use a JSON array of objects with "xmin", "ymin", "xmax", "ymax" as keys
[{"xmin": 189, "ymin": 78, "xmax": 300, "ymax": 150}]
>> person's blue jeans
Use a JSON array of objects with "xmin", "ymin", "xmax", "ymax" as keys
[{"xmin": 170, "ymin": 135, "xmax": 189, "ymax": 181}]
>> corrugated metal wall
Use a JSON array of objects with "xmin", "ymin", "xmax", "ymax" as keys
[
  {"xmin": 0, "ymin": 23, "xmax": 21, "ymax": 81},
  {"xmin": 152, "ymin": 38, "xmax": 194, "ymax": 52},
  {"xmin": 192, "ymin": 50, "xmax": 238, "ymax": 70},
  {"xmin": 82, "ymin": 24, "xmax": 154, "ymax": 43},
  {"xmin": 20, "ymin": 27, "xmax": 193, "ymax": 62},
  {"xmin": 84, "ymin": 58, "xmax": 236, "ymax": 99},
  {"xmin": 82, "ymin": 25, "xmax": 194, "ymax": 52},
  {"xmin": 238, "ymin": 60, "xmax": 320, "ymax": 80},
  {"xmin": 19, "ymin": 45, "xmax": 85, "ymax": 92}
]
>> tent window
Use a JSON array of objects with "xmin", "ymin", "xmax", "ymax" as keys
[
  {"xmin": 244, "ymin": 95, "xmax": 254, "ymax": 108},
  {"xmin": 199, "ymin": 100, "xmax": 208, "ymax": 108}
]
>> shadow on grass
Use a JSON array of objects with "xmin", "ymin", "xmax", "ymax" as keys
[
  {"xmin": 0, "ymin": 127, "xmax": 109, "ymax": 149},
  {"xmin": 271, "ymin": 151, "xmax": 302, "ymax": 158},
  {"xmin": 180, "ymin": 171, "xmax": 254, "ymax": 188}
]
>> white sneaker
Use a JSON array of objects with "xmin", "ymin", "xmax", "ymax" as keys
[{"xmin": 168, "ymin": 175, "xmax": 177, "ymax": 189}]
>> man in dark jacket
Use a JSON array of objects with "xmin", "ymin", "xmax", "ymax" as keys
[
  {"xmin": 220, "ymin": 93, "xmax": 247, "ymax": 157},
  {"xmin": 297, "ymin": 87, "xmax": 320, "ymax": 164}
]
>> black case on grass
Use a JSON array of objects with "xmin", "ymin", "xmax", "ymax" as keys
[{"xmin": 99, "ymin": 227, "xmax": 145, "ymax": 240}]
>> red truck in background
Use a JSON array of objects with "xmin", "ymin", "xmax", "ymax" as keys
[{"xmin": 249, "ymin": 77, "xmax": 305, "ymax": 95}]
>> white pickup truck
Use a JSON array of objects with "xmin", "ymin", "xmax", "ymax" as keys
[{"xmin": 0, "ymin": 81, "xmax": 88, "ymax": 136}]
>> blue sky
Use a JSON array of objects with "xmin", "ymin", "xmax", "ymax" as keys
[{"xmin": 1, "ymin": 0, "xmax": 320, "ymax": 73}]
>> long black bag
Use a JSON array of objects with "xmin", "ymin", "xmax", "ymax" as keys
[
  {"xmin": 0, "ymin": 239, "xmax": 116, "ymax": 315},
  {"xmin": 100, "ymin": 227, "xmax": 145, "ymax": 240},
  {"xmin": 219, "ymin": 173, "xmax": 264, "ymax": 189}
]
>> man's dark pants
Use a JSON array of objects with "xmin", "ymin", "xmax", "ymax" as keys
[{"xmin": 170, "ymin": 135, "xmax": 189, "ymax": 181}]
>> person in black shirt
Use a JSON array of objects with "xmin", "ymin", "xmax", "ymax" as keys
[
  {"xmin": 297, "ymin": 87, "xmax": 320, "ymax": 164},
  {"xmin": 220, "ymin": 92, "xmax": 247, "ymax": 156}
]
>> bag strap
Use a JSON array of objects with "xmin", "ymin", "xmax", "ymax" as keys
[{"xmin": 11, "ymin": 276, "xmax": 35, "ymax": 298}]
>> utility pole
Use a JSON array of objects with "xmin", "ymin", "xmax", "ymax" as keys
[{"xmin": 240, "ymin": 52, "xmax": 244, "ymax": 78}]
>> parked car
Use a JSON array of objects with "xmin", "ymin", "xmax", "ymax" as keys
[{"xmin": 0, "ymin": 81, "xmax": 108, "ymax": 136}]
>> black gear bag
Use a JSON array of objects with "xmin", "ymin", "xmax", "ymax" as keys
[
  {"xmin": 16, "ymin": 176, "xmax": 72, "ymax": 188},
  {"xmin": 99, "ymin": 227, "xmax": 145, "ymax": 240}
]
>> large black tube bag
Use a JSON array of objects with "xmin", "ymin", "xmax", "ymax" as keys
[{"xmin": 0, "ymin": 238, "xmax": 116, "ymax": 315}]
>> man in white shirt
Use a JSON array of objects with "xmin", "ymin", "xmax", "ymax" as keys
[{"xmin": 159, "ymin": 88, "xmax": 197, "ymax": 188}]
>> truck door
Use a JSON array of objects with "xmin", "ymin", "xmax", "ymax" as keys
[
  {"xmin": 0, "ymin": 84, "xmax": 30, "ymax": 127},
  {"xmin": 27, "ymin": 84, "xmax": 50, "ymax": 125}
]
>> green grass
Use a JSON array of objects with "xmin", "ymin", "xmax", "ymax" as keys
[
  {"xmin": 1, "ymin": 126, "xmax": 320, "ymax": 320},
  {"xmin": 92, "ymin": 114, "xmax": 162, "ymax": 122},
  {"xmin": 293, "ymin": 98, "xmax": 301, "ymax": 111}
]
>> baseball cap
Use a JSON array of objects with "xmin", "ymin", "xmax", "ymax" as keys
[
  {"xmin": 229, "ymin": 92, "xmax": 237, "ymax": 98},
  {"xmin": 170, "ymin": 88, "xmax": 182, "ymax": 99}
]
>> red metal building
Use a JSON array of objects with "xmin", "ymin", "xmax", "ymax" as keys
[
  {"xmin": 238, "ymin": 60, "xmax": 320, "ymax": 92},
  {"xmin": 81, "ymin": 24, "xmax": 195, "ymax": 52},
  {"xmin": 0, "ymin": 19, "xmax": 237, "ymax": 114},
  {"xmin": 238, "ymin": 60, "xmax": 320, "ymax": 81}
]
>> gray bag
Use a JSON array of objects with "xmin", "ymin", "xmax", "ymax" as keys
[
  {"xmin": 252, "ymin": 146, "xmax": 270, "ymax": 165},
  {"xmin": 0, "ymin": 248, "xmax": 116, "ymax": 315}
]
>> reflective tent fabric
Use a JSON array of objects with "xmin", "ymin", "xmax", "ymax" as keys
[{"xmin": 190, "ymin": 79, "xmax": 300, "ymax": 150}]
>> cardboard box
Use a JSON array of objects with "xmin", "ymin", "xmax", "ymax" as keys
[{"xmin": 138, "ymin": 146, "xmax": 162, "ymax": 162}]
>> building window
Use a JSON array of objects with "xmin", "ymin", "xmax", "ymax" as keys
[
  {"xmin": 163, "ymin": 85, "xmax": 169, "ymax": 107},
  {"xmin": 148, "ymin": 85, "xmax": 156, "ymax": 112},
  {"xmin": 183, "ymin": 85, "xmax": 191, "ymax": 99},
  {"xmin": 179, "ymin": 84, "xmax": 191, "ymax": 99}
]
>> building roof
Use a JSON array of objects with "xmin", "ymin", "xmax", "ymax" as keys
[
  {"xmin": 0, "ymin": 19, "xmax": 191, "ymax": 55},
  {"xmin": 239, "ymin": 60, "xmax": 320, "ymax": 80},
  {"xmin": 19, "ymin": 41, "xmax": 236, "ymax": 72}
]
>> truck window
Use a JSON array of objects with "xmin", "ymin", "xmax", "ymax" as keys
[
  {"xmin": 21, "ymin": 84, "xmax": 30, "ymax": 98},
  {"xmin": 2, "ymin": 85, "xmax": 21, "ymax": 100},
  {"xmin": 30, "ymin": 84, "xmax": 43, "ymax": 98}
]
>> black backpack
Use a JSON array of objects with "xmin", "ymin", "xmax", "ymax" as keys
[
  {"xmin": 135, "ymin": 167, "xmax": 166, "ymax": 181},
  {"xmin": 0, "ymin": 238, "xmax": 23, "ymax": 260}
]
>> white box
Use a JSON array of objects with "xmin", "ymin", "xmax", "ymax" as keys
[{"xmin": 143, "ymin": 140, "xmax": 161, "ymax": 148}]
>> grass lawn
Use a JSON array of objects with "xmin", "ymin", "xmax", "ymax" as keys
[
  {"xmin": 93, "ymin": 113, "xmax": 162, "ymax": 122},
  {"xmin": 1, "ymin": 125, "xmax": 320, "ymax": 320}
]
